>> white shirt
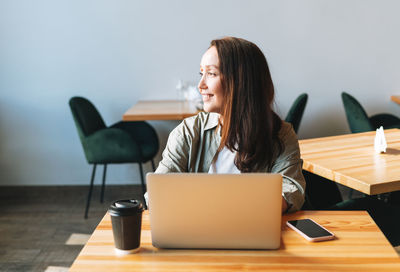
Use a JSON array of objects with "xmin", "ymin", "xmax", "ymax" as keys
[{"xmin": 208, "ymin": 146, "xmax": 240, "ymax": 174}]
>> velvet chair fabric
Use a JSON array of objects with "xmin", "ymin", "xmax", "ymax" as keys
[
  {"xmin": 69, "ymin": 96, "xmax": 159, "ymax": 218},
  {"xmin": 341, "ymin": 92, "xmax": 400, "ymax": 133},
  {"xmin": 285, "ymin": 93, "xmax": 308, "ymax": 133},
  {"xmin": 301, "ymin": 170, "xmax": 343, "ymax": 210}
]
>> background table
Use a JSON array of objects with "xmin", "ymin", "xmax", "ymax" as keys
[
  {"xmin": 391, "ymin": 95, "xmax": 400, "ymax": 105},
  {"xmin": 299, "ymin": 128, "xmax": 400, "ymax": 195},
  {"xmin": 70, "ymin": 210, "xmax": 400, "ymax": 271},
  {"xmin": 123, "ymin": 100, "xmax": 199, "ymax": 121}
]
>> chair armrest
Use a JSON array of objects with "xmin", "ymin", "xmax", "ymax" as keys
[
  {"xmin": 83, "ymin": 128, "xmax": 141, "ymax": 163},
  {"xmin": 111, "ymin": 121, "xmax": 159, "ymax": 147}
]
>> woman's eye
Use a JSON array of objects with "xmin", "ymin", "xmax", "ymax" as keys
[{"xmin": 199, "ymin": 71, "xmax": 217, "ymax": 77}]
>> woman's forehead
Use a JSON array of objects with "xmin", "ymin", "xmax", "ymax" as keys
[{"xmin": 200, "ymin": 46, "xmax": 219, "ymax": 68}]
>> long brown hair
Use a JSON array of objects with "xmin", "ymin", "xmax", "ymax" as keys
[{"xmin": 211, "ymin": 37, "xmax": 283, "ymax": 172}]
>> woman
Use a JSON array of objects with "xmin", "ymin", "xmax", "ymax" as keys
[{"xmin": 156, "ymin": 37, "xmax": 305, "ymax": 213}]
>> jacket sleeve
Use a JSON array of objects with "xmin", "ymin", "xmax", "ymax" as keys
[
  {"xmin": 271, "ymin": 123, "xmax": 306, "ymax": 212},
  {"xmin": 155, "ymin": 121, "xmax": 191, "ymax": 173}
]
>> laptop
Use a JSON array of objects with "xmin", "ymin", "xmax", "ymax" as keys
[{"xmin": 146, "ymin": 173, "xmax": 282, "ymax": 250}]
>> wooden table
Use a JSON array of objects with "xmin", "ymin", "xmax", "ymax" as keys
[
  {"xmin": 299, "ymin": 129, "xmax": 400, "ymax": 195},
  {"xmin": 391, "ymin": 95, "xmax": 400, "ymax": 105},
  {"xmin": 70, "ymin": 210, "xmax": 400, "ymax": 271},
  {"xmin": 123, "ymin": 100, "xmax": 200, "ymax": 121}
]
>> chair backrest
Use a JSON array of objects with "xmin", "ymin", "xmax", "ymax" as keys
[
  {"xmin": 285, "ymin": 93, "xmax": 308, "ymax": 133},
  {"xmin": 341, "ymin": 92, "xmax": 374, "ymax": 133},
  {"xmin": 69, "ymin": 96, "xmax": 106, "ymax": 139}
]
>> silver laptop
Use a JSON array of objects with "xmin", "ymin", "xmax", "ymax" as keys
[{"xmin": 146, "ymin": 173, "xmax": 282, "ymax": 250}]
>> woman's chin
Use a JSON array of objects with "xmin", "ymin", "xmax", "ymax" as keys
[{"xmin": 202, "ymin": 103, "xmax": 221, "ymax": 114}]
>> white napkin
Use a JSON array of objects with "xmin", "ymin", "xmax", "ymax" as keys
[{"xmin": 374, "ymin": 126, "xmax": 387, "ymax": 153}]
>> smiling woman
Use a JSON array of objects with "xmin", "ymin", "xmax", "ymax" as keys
[
  {"xmin": 155, "ymin": 37, "xmax": 306, "ymax": 213},
  {"xmin": 198, "ymin": 46, "xmax": 224, "ymax": 113}
]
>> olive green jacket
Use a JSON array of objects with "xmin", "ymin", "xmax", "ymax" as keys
[{"xmin": 156, "ymin": 112, "xmax": 306, "ymax": 212}]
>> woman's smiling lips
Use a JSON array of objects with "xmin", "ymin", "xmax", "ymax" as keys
[
  {"xmin": 201, "ymin": 93, "xmax": 214, "ymax": 102},
  {"xmin": 201, "ymin": 94, "xmax": 214, "ymax": 102}
]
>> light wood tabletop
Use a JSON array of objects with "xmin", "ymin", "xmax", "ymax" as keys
[
  {"xmin": 299, "ymin": 128, "xmax": 400, "ymax": 195},
  {"xmin": 70, "ymin": 210, "xmax": 400, "ymax": 271},
  {"xmin": 122, "ymin": 100, "xmax": 200, "ymax": 121},
  {"xmin": 391, "ymin": 95, "xmax": 400, "ymax": 105}
]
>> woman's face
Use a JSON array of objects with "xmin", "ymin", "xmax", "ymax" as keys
[{"xmin": 198, "ymin": 46, "xmax": 224, "ymax": 114}]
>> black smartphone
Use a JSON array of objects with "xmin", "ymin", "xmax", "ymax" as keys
[{"xmin": 286, "ymin": 219, "xmax": 335, "ymax": 242}]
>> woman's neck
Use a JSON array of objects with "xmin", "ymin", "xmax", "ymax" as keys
[{"xmin": 218, "ymin": 115, "xmax": 224, "ymax": 125}]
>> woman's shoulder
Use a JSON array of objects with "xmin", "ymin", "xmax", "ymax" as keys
[
  {"xmin": 270, "ymin": 121, "xmax": 301, "ymax": 165},
  {"xmin": 171, "ymin": 111, "xmax": 219, "ymax": 138},
  {"xmin": 278, "ymin": 121, "xmax": 298, "ymax": 146},
  {"xmin": 181, "ymin": 111, "xmax": 219, "ymax": 131},
  {"xmin": 279, "ymin": 121, "xmax": 295, "ymax": 134}
]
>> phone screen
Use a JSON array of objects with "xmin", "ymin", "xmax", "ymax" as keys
[{"xmin": 287, "ymin": 219, "xmax": 332, "ymax": 238}]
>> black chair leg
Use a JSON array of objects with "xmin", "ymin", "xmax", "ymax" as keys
[
  {"xmin": 85, "ymin": 164, "xmax": 97, "ymax": 219},
  {"xmin": 139, "ymin": 163, "xmax": 146, "ymax": 195},
  {"xmin": 100, "ymin": 164, "xmax": 107, "ymax": 203},
  {"xmin": 151, "ymin": 159, "xmax": 156, "ymax": 172},
  {"xmin": 138, "ymin": 163, "xmax": 147, "ymax": 208}
]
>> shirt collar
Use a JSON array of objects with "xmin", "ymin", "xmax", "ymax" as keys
[{"xmin": 204, "ymin": 112, "xmax": 220, "ymax": 130}]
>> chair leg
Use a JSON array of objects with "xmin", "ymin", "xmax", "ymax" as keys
[
  {"xmin": 151, "ymin": 159, "xmax": 156, "ymax": 172},
  {"xmin": 85, "ymin": 164, "xmax": 97, "ymax": 219},
  {"xmin": 138, "ymin": 163, "xmax": 147, "ymax": 208},
  {"xmin": 139, "ymin": 163, "xmax": 146, "ymax": 195},
  {"xmin": 100, "ymin": 164, "xmax": 107, "ymax": 203}
]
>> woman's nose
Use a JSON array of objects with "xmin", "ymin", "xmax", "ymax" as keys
[{"xmin": 198, "ymin": 76, "xmax": 207, "ymax": 92}]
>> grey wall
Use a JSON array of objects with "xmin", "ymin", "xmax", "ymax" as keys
[{"xmin": 1, "ymin": 0, "xmax": 400, "ymax": 185}]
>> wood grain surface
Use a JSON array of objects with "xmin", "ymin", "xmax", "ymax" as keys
[
  {"xmin": 299, "ymin": 128, "xmax": 400, "ymax": 195},
  {"xmin": 122, "ymin": 100, "xmax": 199, "ymax": 121},
  {"xmin": 70, "ymin": 210, "xmax": 400, "ymax": 271}
]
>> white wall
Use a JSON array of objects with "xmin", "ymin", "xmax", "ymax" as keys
[{"xmin": 1, "ymin": 0, "xmax": 400, "ymax": 185}]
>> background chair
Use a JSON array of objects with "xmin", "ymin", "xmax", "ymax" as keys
[
  {"xmin": 69, "ymin": 96, "xmax": 159, "ymax": 218},
  {"xmin": 298, "ymin": 92, "xmax": 400, "ymax": 246},
  {"xmin": 341, "ymin": 92, "xmax": 400, "ymax": 133},
  {"xmin": 301, "ymin": 170, "xmax": 343, "ymax": 210},
  {"xmin": 341, "ymin": 91, "xmax": 400, "ymax": 197},
  {"xmin": 285, "ymin": 93, "xmax": 308, "ymax": 133}
]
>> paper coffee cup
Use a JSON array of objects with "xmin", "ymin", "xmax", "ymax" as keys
[{"xmin": 109, "ymin": 199, "xmax": 144, "ymax": 252}]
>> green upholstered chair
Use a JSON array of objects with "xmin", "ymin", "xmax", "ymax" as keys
[
  {"xmin": 285, "ymin": 93, "xmax": 308, "ymax": 133},
  {"xmin": 298, "ymin": 93, "xmax": 400, "ymax": 245},
  {"xmin": 301, "ymin": 170, "xmax": 343, "ymax": 210},
  {"xmin": 341, "ymin": 92, "xmax": 400, "ymax": 197},
  {"xmin": 69, "ymin": 96, "xmax": 159, "ymax": 218},
  {"xmin": 341, "ymin": 92, "xmax": 400, "ymax": 133}
]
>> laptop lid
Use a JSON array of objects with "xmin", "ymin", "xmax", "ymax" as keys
[{"xmin": 146, "ymin": 173, "xmax": 282, "ymax": 250}]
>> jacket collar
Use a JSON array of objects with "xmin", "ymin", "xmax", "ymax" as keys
[{"xmin": 204, "ymin": 112, "xmax": 220, "ymax": 131}]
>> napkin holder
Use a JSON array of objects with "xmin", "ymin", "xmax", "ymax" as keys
[{"xmin": 374, "ymin": 126, "xmax": 387, "ymax": 153}]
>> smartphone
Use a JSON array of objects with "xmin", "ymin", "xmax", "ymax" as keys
[{"xmin": 286, "ymin": 219, "xmax": 335, "ymax": 242}]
